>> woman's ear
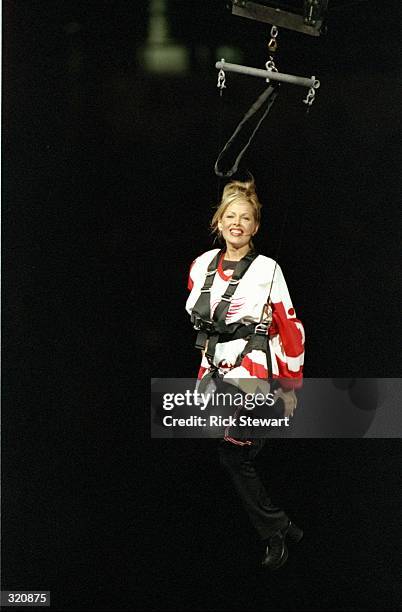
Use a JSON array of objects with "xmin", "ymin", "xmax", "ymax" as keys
[
  {"xmin": 253, "ymin": 224, "xmax": 260, "ymax": 236},
  {"xmin": 218, "ymin": 220, "xmax": 223, "ymax": 231}
]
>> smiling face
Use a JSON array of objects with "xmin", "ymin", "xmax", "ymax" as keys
[{"xmin": 218, "ymin": 200, "xmax": 259, "ymax": 251}]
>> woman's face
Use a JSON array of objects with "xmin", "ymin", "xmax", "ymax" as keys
[{"xmin": 218, "ymin": 201, "xmax": 259, "ymax": 250}]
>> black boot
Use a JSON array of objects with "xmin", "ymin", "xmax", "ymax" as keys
[
  {"xmin": 261, "ymin": 521, "xmax": 303, "ymax": 570},
  {"xmin": 287, "ymin": 521, "xmax": 304, "ymax": 544}
]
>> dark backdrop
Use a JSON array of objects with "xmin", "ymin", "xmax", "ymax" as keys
[{"xmin": 3, "ymin": 1, "xmax": 402, "ymax": 610}]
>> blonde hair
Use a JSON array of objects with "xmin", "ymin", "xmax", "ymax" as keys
[{"xmin": 211, "ymin": 178, "xmax": 262, "ymax": 247}]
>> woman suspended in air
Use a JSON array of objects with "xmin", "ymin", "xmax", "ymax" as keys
[{"xmin": 186, "ymin": 176, "xmax": 305, "ymax": 569}]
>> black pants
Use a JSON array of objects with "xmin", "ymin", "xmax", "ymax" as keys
[{"xmin": 218, "ymin": 438, "xmax": 289, "ymax": 541}]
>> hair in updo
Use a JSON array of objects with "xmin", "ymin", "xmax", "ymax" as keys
[{"xmin": 210, "ymin": 178, "xmax": 262, "ymax": 246}]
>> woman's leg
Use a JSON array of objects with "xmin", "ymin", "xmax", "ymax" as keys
[{"xmin": 218, "ymin": 438, "xmax": 289, "ymax": 541}]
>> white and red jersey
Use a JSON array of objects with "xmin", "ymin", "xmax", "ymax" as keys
[{"xmin": 186, "ymin": 249, "xmax": 305, "ymax": 389}]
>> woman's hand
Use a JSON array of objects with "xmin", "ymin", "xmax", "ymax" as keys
[{"xmin": 274, "ymin": 388, "xmax": 297, "ymax": 417}]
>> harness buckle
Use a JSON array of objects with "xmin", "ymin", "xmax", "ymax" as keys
[
  {"xmin": 192, "ymin": 316, "xmax": 214, "ymax": 333},
  {"xmin": 192, "ymin": 315, "xmax": 201, "ymax": 330},
  {"xmin": 254, "ymin": 322, "xmax": 269, "ymax": 335}
]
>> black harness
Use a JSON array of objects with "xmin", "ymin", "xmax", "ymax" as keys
[{"xmin": 191, "ymin": 250, "xmax": 273, "ymax": 382}]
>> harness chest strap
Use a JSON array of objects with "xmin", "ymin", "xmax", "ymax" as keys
[
  {"xmin": 191, "ymin": 250, "xmax": 258, "ymax": 351},
  {"xmin": 191, "ymin": 250, "xmax": 274, "ymax": 372},
  {"xmin": 191, "ymin": 250, "xmax": 222, "ymax": 351}
]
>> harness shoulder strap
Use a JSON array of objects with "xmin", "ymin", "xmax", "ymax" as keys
[
  {"xmin": 191, "ymin": 250, "xmax": 222, "ymax": 324},
  {"xmin": 213, "ymin": 250, "xmax": 259, "ymax": 327},
  {"xmin": 191, "ymin": 250, "xmax": 259, "ymax": 361}
]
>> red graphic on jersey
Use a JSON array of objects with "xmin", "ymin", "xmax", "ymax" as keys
[
  {"xmin": 271, "ymin": 301, "xmax": 304, "ymax": 358},
  {"xmin": 210, "ymin": 296, "xmax": 247, "ymax": 320}
]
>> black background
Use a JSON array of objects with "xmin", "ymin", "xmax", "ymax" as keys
[{"xmin": 3, "ymin": 1, "xmax": 402, "ymax": 610}]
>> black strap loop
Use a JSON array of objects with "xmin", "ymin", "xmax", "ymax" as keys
[{"xmin": 214, "ymin": 84, "xmax": 280, "ymax": 178}]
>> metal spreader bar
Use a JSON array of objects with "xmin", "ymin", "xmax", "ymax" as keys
[{"xmin": 215, "ymin": 61, "xmax": 317, "ymax": 88}]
